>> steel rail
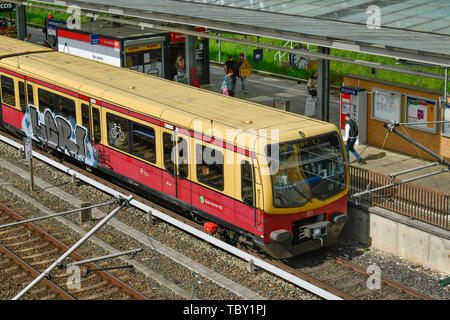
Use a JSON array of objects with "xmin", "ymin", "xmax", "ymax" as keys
[
  {"xmin": 0, "ymin": 199, "xmax": 149, "ymax": 301},
  {"xmin": 0, "ymin": 134, "xmax": 343, "ymax": 300},
  {"xmin": 0, "ymin": 242, "xmax": 76, "ymax": 300},
  {"xmin": 12, "ymin": 195, "xmax": 133, "ymax": 300}
]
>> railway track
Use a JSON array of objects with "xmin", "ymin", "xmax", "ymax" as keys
[
  {"xmin": 0, "ymin": 203, "xmax": 148, "ymax": 300},
  {"xmin": 0, "ymin": 131, "xmax": 438, "ymax": 300}
]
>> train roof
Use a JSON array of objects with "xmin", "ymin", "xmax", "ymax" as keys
[
  {"xmin": 0, "ymin": 36, "xmax": 53, "ymax": 58},
  {"xmin": 0, "ymin": 36, "xmax": 337, "ymax": 150}
]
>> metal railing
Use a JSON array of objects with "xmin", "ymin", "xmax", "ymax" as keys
[{"xmin": 349, "ymin": 166, "xmax": 449, "ymax": 230}]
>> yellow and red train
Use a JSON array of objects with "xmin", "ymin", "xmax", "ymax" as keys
[{"xmin": 0, "ymin": 36, "xmax": 349, "ymax": 259}]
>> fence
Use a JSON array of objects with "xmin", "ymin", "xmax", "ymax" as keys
[{"xmin": 349, "ymin": 166, "xmax": 449, "ymax": 230}]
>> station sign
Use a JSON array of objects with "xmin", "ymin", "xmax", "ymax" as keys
[
  {"xmin": 90, "ymin": 34, "xmax": 100, "ymax": 45},
  {"xmin": 0, "ymin": 2, "xmax": 15, "ymax": 12},
  {"xmin": 23, "ymin": 137, "xmax": 32, "ymax": 159},
  {"xmin": 47, "ymin": 19, "xmax": 67, "ymax": 36},
  {"xmin": 253, "ymin": 49, "xmax": 263, "ymax": 62},
  {"xmin": 170, "ymin": 27, "xmax": 206, "ymax": 43},
  {"xmin": 125, "ymin": 43, "xmax": 161, "ymax": 53}
]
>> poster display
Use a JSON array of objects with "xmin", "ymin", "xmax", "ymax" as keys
[
  {"xmin": 372, "ymin": 88, "xmax": 402, "ymax": 122},
  {"xmin": 405, "ymin": 95, "xmax": 437, "ymax": 133}
]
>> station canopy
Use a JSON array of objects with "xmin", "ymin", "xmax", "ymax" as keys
[{"xmin": 20, "ymin": 0, "xmax": 450, "ymax": 65}]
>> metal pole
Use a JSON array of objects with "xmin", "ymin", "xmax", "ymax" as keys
[
  {"xmin": 385, "ymin": 124, "xmax": 450, "ymax": 167},
  {"xmin": 12, "ymin": 195, "xmax": 133, "ymax": 300},
  {"xmin": 445, "ymin": 67, "xmax": 448, "ymax": 103},
  {"xmin": 388, "ymin": 162, "xmax": 441, "ymax": 180},
  {"xmin": 0, "ymin": 200, "xmax": 117, "ymax": 229},
  {"xmin": 63, "ymin": 248, "xmax": 143, "ymax": 268},
  {"xmin": 218, "ymin": 33, "xmax": 221, "ymax": 63},
  {"xmin": 29, "ymin": 158, "xmax": 34, "ymax": 192}
]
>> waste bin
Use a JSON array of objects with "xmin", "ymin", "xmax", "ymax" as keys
[{"xmin": 274, "ymin": 96, "xmax": 291, "ymax": 112}]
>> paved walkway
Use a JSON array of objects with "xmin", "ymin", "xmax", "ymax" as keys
[{"xmin": 203, "ymin": 66, "xmax": 450, "ymax": 195}]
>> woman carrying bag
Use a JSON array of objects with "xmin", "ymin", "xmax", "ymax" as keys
[{"xmin": 221, "ymin": 69, "xmax": 234, "ymax": 96}]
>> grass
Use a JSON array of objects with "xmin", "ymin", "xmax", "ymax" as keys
[{"xmin": 211, "ymin": 33, "xmax": 446, "ymax": 92}]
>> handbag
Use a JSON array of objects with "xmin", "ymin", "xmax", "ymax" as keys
[{"xmin": 222, "ymin": 88, "xmax": 229, "ymax": 96}]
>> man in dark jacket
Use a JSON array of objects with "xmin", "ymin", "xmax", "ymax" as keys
[
  {"xmin": 224, "ymin": 55, "xmax": 238, "ymax": 96},
  {"xmin": 343, "ymin": 114, "xmax": 363, "ymax": 164}
]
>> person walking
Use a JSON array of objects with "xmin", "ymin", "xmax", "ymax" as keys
[
  {"xmin": 237, "ymin": 53, "xmax": 251, "ymax": 94},
  {"xmin": 343, "ymin": 114, "xmax": 363, "ymax": 164},
  {"xmin": 224, "ymin": 55, "xmax": 238, "ymax": 96},
  {"xmin": 221, "ymin": 68, "xmax": 234, "ymax": 97}
]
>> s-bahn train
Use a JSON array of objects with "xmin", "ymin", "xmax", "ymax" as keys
[{"xmin": 0, "ymin": 36, "xmax": 349, "ymax": 259}]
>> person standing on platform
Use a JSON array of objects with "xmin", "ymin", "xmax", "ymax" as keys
[
  {"xmin": 237, "ymin": 53, "xmax": 251, "ymax": 94},
  {"xmin": 221, "ymin": 68, "xmax": 234, "ymax": 97},
  {"xmin": 343, "ymin": 114, "xmax": 363, "ymax": 164},
  {"xmin": 225, "ymin": 55, "xmax": 238, "ymax": 96},
  {"xmin": 307, "ymin": 72, "xmax": 318, "ymax": 97}
]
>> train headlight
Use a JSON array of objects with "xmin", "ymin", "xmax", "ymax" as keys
[{"xmin": 312, "ymin": 227, "xmax": 322, "ymax": 239}]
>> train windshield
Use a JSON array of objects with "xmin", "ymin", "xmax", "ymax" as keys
[{"xmin": 268, "ymin": 132, "xmax": 346, "ymax": 208}]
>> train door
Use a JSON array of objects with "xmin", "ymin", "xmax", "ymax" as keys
[
  {"xmin": 161, "ymin": 128, "xmax": 177, "ymax": 198},
  {"xmin": 234, "ymin": 155, "xmax": 257, "ymax": 231},
  {"xmin": 161, "ymin": 128, "xmax": 191, "ymax": 202}
]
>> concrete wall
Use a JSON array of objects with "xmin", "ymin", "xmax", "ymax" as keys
[{"xmin": 342, "ymin": 202, "xmax": 450, "ymax": 274}]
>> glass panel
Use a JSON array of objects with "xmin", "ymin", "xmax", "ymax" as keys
[
  {"xmin": 92, "ymin": 107, "xmax": 101, "ymax": 144},
  {"xmin": 38, "ymin": 88, "xmax": 56, "ymax": 113},
  {"xmin": 55, "ymin": 94, "xmax": 76, "ymax": 120},
  {"xmin": 1, "ymin": 75, "xmax": 15, "ymax": 107},
  {"xmin": 81, "ymin": 104, "xmax": 90, "ymax": 136},
  {"xmin": 132, "ymin": 123, "xmax": 156, "ymax": 163},
  {"xmin": 269, "ymin": 132, "xmax": 346, "ymax": 208},
  {"xmin": 163, "ymin": 132, "xmax": 175, "ymax": 175},
  {"xmin": 196, "ymin": 144, "xmax": 224, "ymax": 191},
  {"xmin": 241, "ymin": 161, "xmax": 254, "ymax": 206},
  {"xmin": 177, "ymin": 136, "xmax": 189, "ymax": 179},
  {"xmin": 19, "ymin": 81, "xmax": 26, "ymax": 110},
  {"xmin": 27, "ymin": 84, "xmax": 34, "ymax": 107},
  {"xmin": 107, "ymin": 113, "xmax": 129, "ymax": 152}
]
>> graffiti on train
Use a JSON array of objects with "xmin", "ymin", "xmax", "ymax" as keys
[{"xmin": 22, "ymin": 105, "xmax": 97, "ymax": 167}]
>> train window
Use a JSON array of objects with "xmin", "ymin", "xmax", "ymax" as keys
[
  {"xmin": 38, "ymin": 88, "xmax": 75, "ymax": 120},
  {"xmin": 107, "ymin": 113, "xmax": 129, "ymax": 152},
  {"xmin": 196, "ymin": 144, "xmax": 224, "ymax": 191},
  {"xmin": 163, "ymin": 132, "xmax": 175, "ymax": 175},
  {"xmin": 241, "ymin": 161, "xmax": 254, "ymax": 207},
  {"xmin": 177, "ymin": 137, "xmax": 189, "ymax": 179},
  {"xmin": 132, "ymin": 123, "xmax": 156, "ymax": 163},
  {"xmin": 92, "ymin": 107, "xmax": 101, "ymax": 144},
  {"xmin": 1, "ymin": 75, "xmax": 15, "ymax": 107},
  {"xmin": 27, "ymin": 84, "xmax": 34, "ymax": 107},
  {"xmin": 55, "ymin": 95, "xmax": 76, "ymax": 121},
  {"xmin": 81, "ymin": 104, "xmax": 90, "ymax": 135},
  {"xmin": 38, "ymin": 88, "xmax": 55, "ymax": 113},
  {"xmin": 19, "ymin": 81, "xmax": 26, "ymax": 110}
]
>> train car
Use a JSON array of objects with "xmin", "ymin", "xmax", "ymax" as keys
[{"xmin": 0, "ymin": 36, "xmax": 349, "ymax": 259}]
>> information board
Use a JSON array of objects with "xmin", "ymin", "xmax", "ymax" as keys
[
  {"xmin": 405, "ymin": 95, "xmax": 437, "ymax": 133},
  {"xmin": 372, "ymin": 88, "xmax": 402, "ymax": 122}
]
